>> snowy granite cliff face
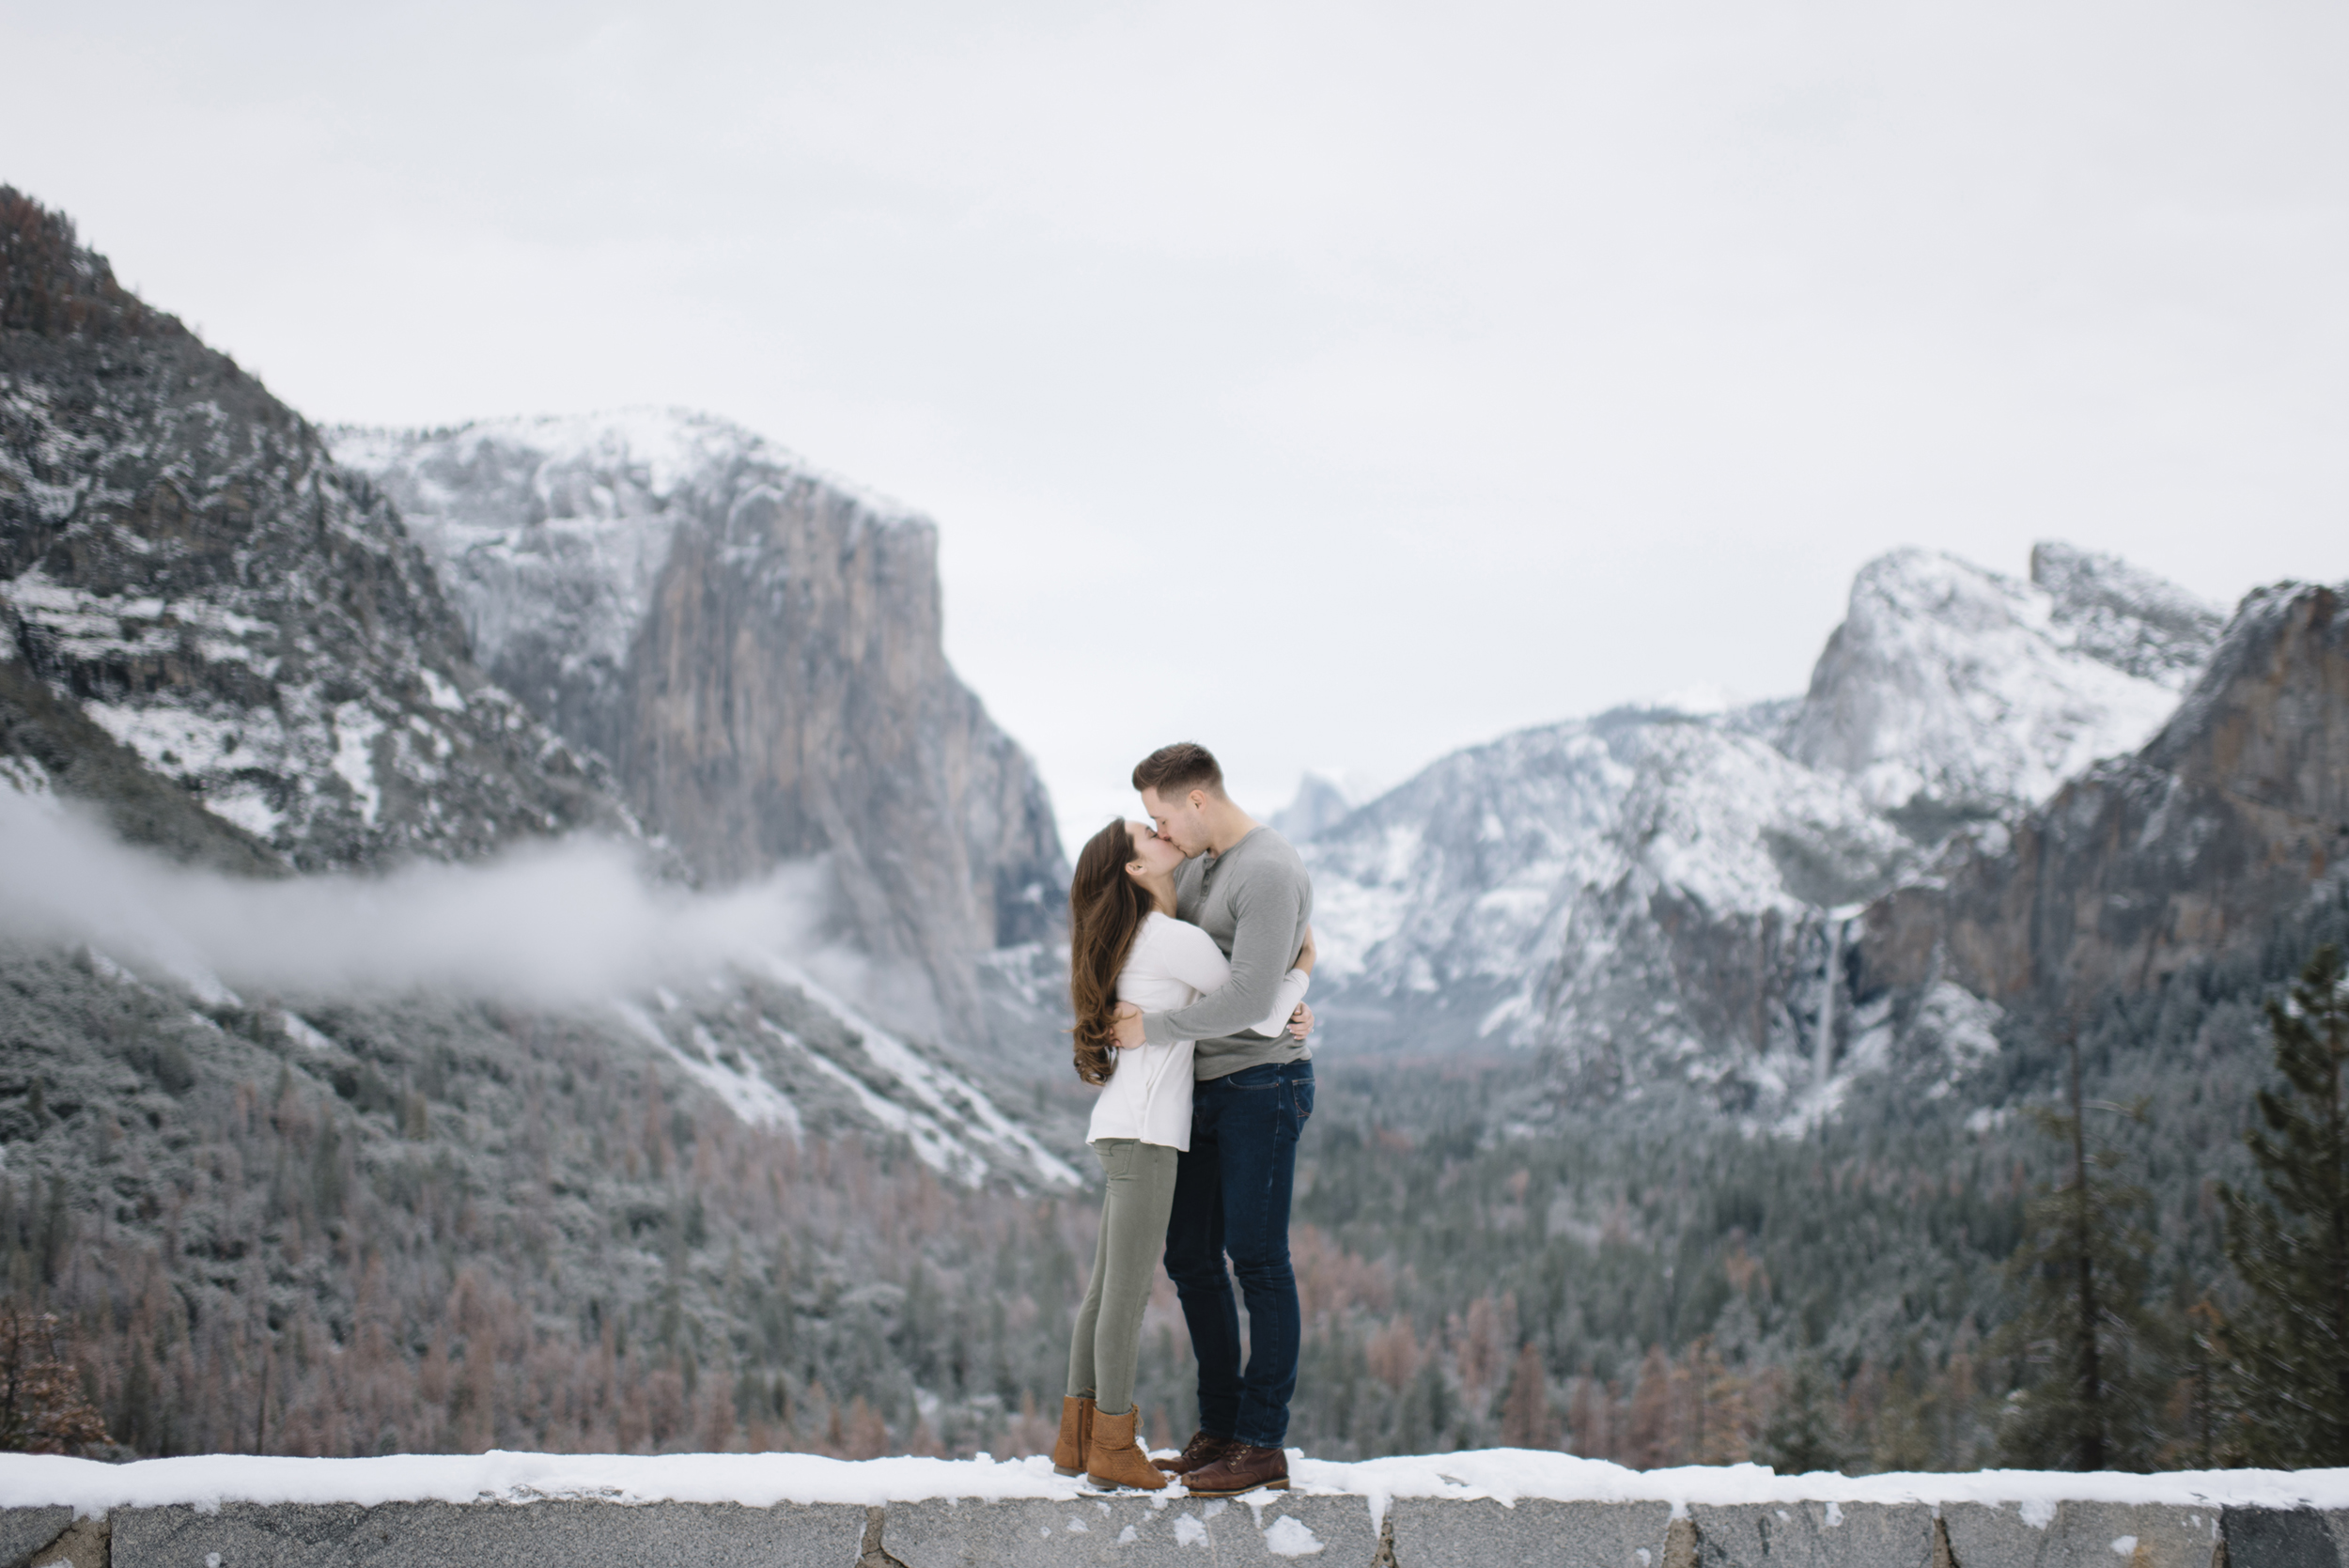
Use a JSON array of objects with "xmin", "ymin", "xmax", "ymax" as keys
[
  {"xmin": 1, "ymin": 193, "xmax": 1077, "ymax": 1191},
  {"xmin": 1303, "ymin": 543, "xmax": 2223, "ymax": 1118},
  {"xmin": 1857, "ymin": 581, "xmax": 2349, "ymax": 1017},
  {"xmin": 0, "ymin": 213, "xmax": 630, "ymax": 870},
  {"xmin": 1305, "ymin": 703, "xmax": 1916, "ymax": 1112},
  {"xmin": 1784, "ymin": 544, "xmax": 2220, "ymax": 825},
  {"xmin": 1268, "ymin": 772, "xmax": 1354, "ymax": 842},
  {"xmin": 332, "ymin": 414, "xmax": 1066, "ymax": 1047}
]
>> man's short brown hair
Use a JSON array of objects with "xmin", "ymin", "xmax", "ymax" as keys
[{"xmin": 1132, "ymin": 742, "xmax": 1224, "ymax": 800}]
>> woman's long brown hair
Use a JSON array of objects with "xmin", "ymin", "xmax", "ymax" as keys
[{"xmin": 1068, "ymin": 817, "xmax": 1155, "ymax": 1086}]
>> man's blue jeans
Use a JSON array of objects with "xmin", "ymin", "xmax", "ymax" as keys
[{"xmin": 1163, "ymin": 1059, "xmax": 1314, "ymax": 1450}]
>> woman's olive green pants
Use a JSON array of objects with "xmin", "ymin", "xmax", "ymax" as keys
[{"xmin": 1065, "ymin": 1138, "xmax": 1180, "ymax": 1418}]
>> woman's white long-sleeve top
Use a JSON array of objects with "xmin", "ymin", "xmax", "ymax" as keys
[{"xmin": 1085, "ymin": 911, "xmax": 1310, "ymax": 1151}]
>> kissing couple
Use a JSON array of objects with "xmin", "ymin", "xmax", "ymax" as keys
[{"xmin": 1051, "ymin": 741, "xmax": 1318, "ymax": 1497}]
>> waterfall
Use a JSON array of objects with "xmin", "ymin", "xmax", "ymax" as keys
[{"xmin": 1813, "ymin": 914, "xmax": 1847, "ymax": 1086}]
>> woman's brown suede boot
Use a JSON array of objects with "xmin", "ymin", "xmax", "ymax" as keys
[
  {"xmin": 1051, "ymin": 1396, "xmax": 1096, "ymax": 1478},
  {"xmin": 1084, "ymin": 1405, "xmax": 1168, "ymax": 1491}
]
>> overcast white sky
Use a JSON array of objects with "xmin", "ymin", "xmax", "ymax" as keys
[{"xmin": 6, "ymin": 0, "xmax": 2345, "ymax": 848}]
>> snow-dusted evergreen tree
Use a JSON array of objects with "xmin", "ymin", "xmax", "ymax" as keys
[
  {"xmin": 2221, "ymin": 943, "xmax": 2349, "ymax": 1467},
  {"xmin": 1993, "ymin": 1043, "xmax": 2170, "ymax": 1470},
  {"xmin": 1760, "ymin": 1357, "xmax": 1845, "ymax": 1475}
]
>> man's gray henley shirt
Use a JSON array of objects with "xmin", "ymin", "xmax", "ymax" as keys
[{"xmin": 1138, "ymin": 826, "xmax": 1315, "ymax": 1079}]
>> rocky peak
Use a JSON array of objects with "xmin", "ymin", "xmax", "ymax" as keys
[
  {"xmin": 1857, "ymin": 580, "xmax": 2349, "ymax": 1016},
  {"xmin": 333, "ymin": 413, "xmax": 1066, "ymax": 1048},
  {"xmin": 1270, "ymin": 772, "xmax": 1354, "ymax": 843},
  {"xmin": 324, "ymin": 411, "xmax": 805, "ymax": 765},
  {"xmin": 2030, "ymin": 540, "xmax": 2224, "ymax": 687},
  {"xmin": 1301, "ymin": 542, "xmax": 2233, "ymax": 1119},
  {"xmin": 1784, "ymin": 545, "xmax": 2213, "ymax": 822}
]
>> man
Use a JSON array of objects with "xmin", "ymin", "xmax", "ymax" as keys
[{"xmin": 1112, "ymin": 741, "xmax": 1315, "ymax": 1496}]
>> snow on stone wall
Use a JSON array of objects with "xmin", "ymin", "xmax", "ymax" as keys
[{"xmin": 4, "ymin": 1450, "xmax": 2344, "ymax": 1567}]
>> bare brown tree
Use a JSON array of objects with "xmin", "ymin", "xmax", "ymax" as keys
[{"xmin": 0, "ymin": 1310, "xmax": 110, "ymax": 1454}]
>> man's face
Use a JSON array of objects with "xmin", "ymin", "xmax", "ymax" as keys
[{"xmin": 1140, "ymin": 785, "xmax": 1211, "ymax": 857}]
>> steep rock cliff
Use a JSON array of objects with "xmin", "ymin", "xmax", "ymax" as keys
[
  {"xmin": 1306, "ymin": 699, "xmax": 1913, "ymax": 1106},
  {"xmin": 0, "ymin": 191, "xmax": 1078, "ymax": 1182},
  {"xmin": 1302, "ymin": 543, "xmax": 2220, "ymax": 1117},
  {"xmin": 331, "ymin": 414, "xmax": 1066, "ymax": 1046},
  {"xmin": 0, "ymin": 191, "xmax": 630, "ymax": 869},
  {"xmin": 1856, "ymin": 581, "xmax": 2349, "ymax": 1016}
]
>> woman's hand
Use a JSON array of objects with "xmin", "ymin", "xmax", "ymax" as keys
[
  {"xmin": 1286, "ymin": 1002, "xmax": 1315, "ymax": 1040},
  {"xmin": 1295, "ymin": 924, "xmax": 1317, "ymax": 974}
]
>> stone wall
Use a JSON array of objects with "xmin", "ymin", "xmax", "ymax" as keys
[{"xmin": 8, "ymin": 1492, "xmax": 2347, "ymax": 1568}]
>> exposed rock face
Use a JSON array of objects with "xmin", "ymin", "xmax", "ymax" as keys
[
  {"xmin": 1856, "ymin": 582, "xmax": 2349, "ymax": 1016},
  {"xmin": 1303, "ymin": 543, "xmax": 2226, "ymax": 1117},
  {"xmin": 0, "ymin": 655, "xmax": 284, "ymax": 877},
  {"xmin": 1785, "ymin": 546, "xmax": 2219, "ymax": 825},
  {"xmin": 1521, "ymin": 719, "xmax": 1911, "ymax": 1090},
  {"xmin": 0, "ymin": 192, "xmax": 1107, "ymax": 1479},
  {"xmin": 331, "ymin": 415, "xmax": 1066, "ymax": 1046},
  {"xmin": 2029, "ymin": 540, "xmax": 2227, "ymax": 685},
  {"xmin": 1269, "ymin": 773, "xmax": 1354, "ymax": 842},
  {"xmin": 1307, "ymin": 714, "xmax": 1640, "ymax": 1036},
  {"xmin": 1, "ymin": 191, "xmax": 1079, "ymax": 1177},
  {"xmin": 0, "ymin": 192, "xmax": 630, "ymax": 870},
  {"xmin": 1306, "ymin": 702, "xmax": 1913, "ymax": 1108}
]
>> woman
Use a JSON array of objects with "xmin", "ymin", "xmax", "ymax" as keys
[{"xmin": 1051, "ymin": 816, "xmax": 1314, "ymax": 1490}]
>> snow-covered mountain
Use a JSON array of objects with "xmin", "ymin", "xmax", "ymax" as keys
[
  {"xmin": 1300, "ymin": 542, "xmax": 2225, "ymax": 1120},
  {"xmin": 2, "ymin": 192, "xmax": 1076, "ymax": 1188},
  {"xmin": 0, "ymin": 278, "xmax": 630, "ymax": 872},
  {"xmin": 1785, "ymin": 544, "xmax": 2221, "ymax": 823},
  {"xmin": 1269, "ymin": 772, "xmax": 1355, "ymax": 842},
  {"xmin": 325, "ymin": 411, "xmax": 825, "ymax": 776},
  {"xmin": 1302, "ymin": 701, "xmax": 1915, "ymax": 1111},
  {"xmin": 1860, "ymin": 578, "xmax": 2349, "ymax": 1022},
  {"xmin": 330, "ymin": 413, "xmax": 1066, "ymax": 1052}
]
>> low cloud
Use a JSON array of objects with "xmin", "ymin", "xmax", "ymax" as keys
[{"xmin": 0, "ymin": 785, "xmax": 830, "ymax": 1006}]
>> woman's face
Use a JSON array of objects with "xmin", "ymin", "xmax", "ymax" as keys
[{"xmin": 1125, "ymin": 819, "xmax": 1185, "ymax": 881}]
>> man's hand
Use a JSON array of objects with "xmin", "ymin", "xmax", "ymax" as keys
[
  {"xmin": 1286, "ymin": 1002, "xmax": 1315, "ymax": 1040},
  {"xmin": 1112, "ymin": 1002, "xmax": 1146, "ymax": 1049}
]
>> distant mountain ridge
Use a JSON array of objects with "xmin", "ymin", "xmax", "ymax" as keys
[{"xmin": 1295, "ymin": 541, "xmax": 2263, "ymax": 1123}]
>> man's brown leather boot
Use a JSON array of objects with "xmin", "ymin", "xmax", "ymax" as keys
[
  {"xmin": 1182, "ymin": 1442, "xmax": 1289, "ymax": 1497},
  {"xmin": 1153, "ymin": 1429, "xmax": 1236, "ymax": 1475},
  {"xmin": 1050, "ymin": 1396, "xmax": 1096, "ymax": 1478},
  {"xmin": 1084, "ymin": 1405, "xmax": 1169, "ymax": 1491}
]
